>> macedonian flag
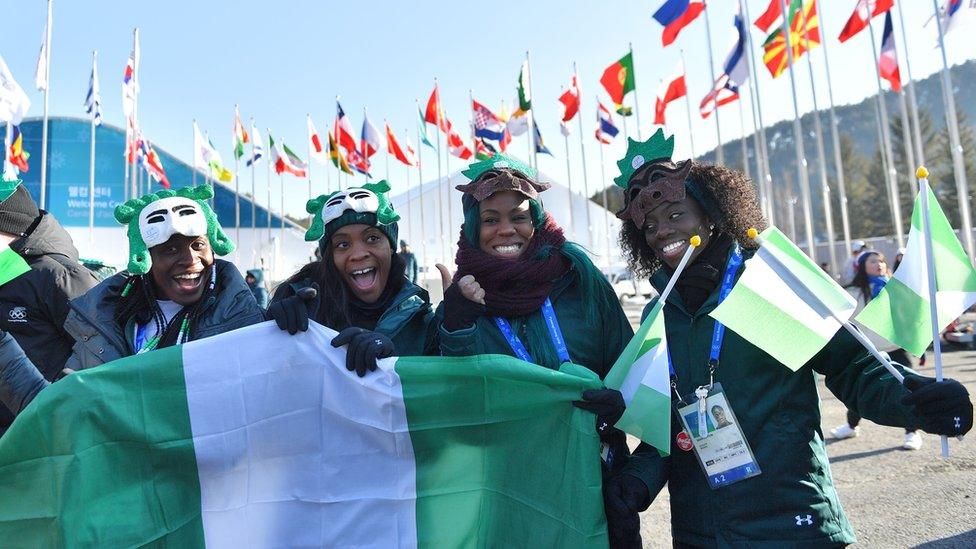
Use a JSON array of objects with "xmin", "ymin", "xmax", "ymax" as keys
[{"xmin": 762, "ymin": 0, "xmax": 820, "ymax": 78}]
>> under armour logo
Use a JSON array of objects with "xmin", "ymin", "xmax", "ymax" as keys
[
  {"xmin": 955, "ymin": 417, "xmax": 962, "ymax": 429},
  {"xmin": 795, "ymin": 515, "xmax": 814, "ymax": 526},
  {"xmin": 598, "ymin": 421, "xmax": 609, "ymax": 432}
]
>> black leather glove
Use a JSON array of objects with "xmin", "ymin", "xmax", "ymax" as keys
[
  {"xmin": 331, "ymin": 327, "xmax": 395, "ymax": 377},
  {"xmin": 603, "ymin": 472, "xmax": 648, "ymax": 548},
  {"xmin": 573, "ymin": 388, "xmax": 626, "ymax": 442},
  {"xmin": 267, "ymin": 286, "xmax": 317, "ymax": 335},
  {"xmin": 442, "ymin": 282, "xmax": 485, "ymax": 332},
  {"xmin": 902, "ymin": 374, "xmax": 973, "ymax": 436}
]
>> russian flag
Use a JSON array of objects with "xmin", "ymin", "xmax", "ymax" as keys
[{"xmin": 653, "ymin": 0, "xmax": 706, "ymax": 46}]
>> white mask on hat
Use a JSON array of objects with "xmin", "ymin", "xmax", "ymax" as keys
[
  {"xmin": 319, "ymin": 188, "xmax": 379, "ymax": 226},
  {"xmin": 138, "ymin": 196, "xmax": 209, "ymax": 248}
]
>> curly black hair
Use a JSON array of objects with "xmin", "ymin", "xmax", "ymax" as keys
[{"xmin": 619, "ymin": 161, "xmax": 767, "ymax": 278}]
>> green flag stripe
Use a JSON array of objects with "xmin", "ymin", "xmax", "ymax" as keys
[
  {"xmin": 616, "ymin": 384, "xmax": 671, "ymax": 455},
  {"xmin": 0, "ymin": 248, "xmax": 31, "ymax": 287}
]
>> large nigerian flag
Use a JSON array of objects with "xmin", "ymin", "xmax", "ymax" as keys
[
  {"xmin": 604, "ymin": 301, "xmax": 671, "ymax": 455},
  {"xmin": 0, "ymin": 322, "xmax": 607, "ymax": 547},
  {"xmin": 856, "ymin": 186, "xmax": 976, "ymax": 357},
  {"xmin": 711, "ymin": 227, "xmax": 857, "ymax": 371}
]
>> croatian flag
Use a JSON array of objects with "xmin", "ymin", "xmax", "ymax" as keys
[
  {"xmin": 596, "ymin": 102, "xmax": 619, "ymax": 144},
  {"xmin": 654, "ymin": 61, "xmax": 687, "ymax": 126},
  {"xmin": 652, "ymin": 0, "xmax": 706, "ymax": 46},
  {"xmin": 878, "ymin": 12, "xmax": 901, "ymax": 92},
  {"xmin": 472, "ymin": 99, "xmax": 506, "ymax": 142}
]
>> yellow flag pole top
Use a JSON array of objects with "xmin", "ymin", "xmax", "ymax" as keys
[
  {"xmin": 916, "ymin": 165, "xmax": 929, "ymax": 179},
  {"xmin": 746, "ymin": 228, "xmax": 759, "ymax": 240},
  {"xmin": 690, "ymin": 235, "xmax": 701, "ymax": 247}
]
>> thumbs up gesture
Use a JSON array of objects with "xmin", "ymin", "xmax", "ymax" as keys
[{"xmin": 436, "ymin": 263, "xmax": 487, "ymax": 331}]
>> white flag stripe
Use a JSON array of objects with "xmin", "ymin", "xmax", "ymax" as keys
[{"xmin": 617, "ymin": 331, "xmax": 669, "ymax": 405}]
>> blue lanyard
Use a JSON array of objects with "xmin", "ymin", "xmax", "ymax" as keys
[{"xmin": 494, "ymin": 297, "xmax": 571, "ymax": 364}]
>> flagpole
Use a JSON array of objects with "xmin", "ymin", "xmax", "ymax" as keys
[
  {"xmin": 559, "ymin": 85, "xmax": 576, "ymax": 244},
  {"xmin": 432, "ymin": 80, "xmax": 447, "ymax": 268},
  {"xmin": 234, "ymin": 105, "xmax": 242, "ymax": 265},
  {"xmin": 525, "ymin": 51, "xmax": 539, "ymax": 171},
  {"xmin": 867, "ymin": 17, "xmax": 905, "ymax": 248},
  {"xmin": 334, "ymin": 96, "xmax": 344, "ymax": 191},
  {"xmin": 596, "ymin": 108, "xmax": 613, "ymax": 276},
  {"xmin": 130, "ymin": 28, "xmax": 140, "ymax": 203},
  {"xmin": 384, "ymin": 119, "xmax": 390, "ymax": 183},
  {"xmin": 88, "ymin": 50, "xmax": 97, "ymax": 243},
  {"xmin": 917, "ymin": 168, "xmax": 951, "ymax": 457},
  {"xmin": 700, "ymin": 8, "xmax": 723, "ymax": 165},
  {"xmin": 306, "ymin": 113, "xmax": 313, "ymax": 201},
  {"xmin": 898, "ymin": 91, "xmax": 918, "ymax": 198},
  {"xmin": 812, "ymin": 0, "xmax": 851, "ymax": 257},
  {"xmin": 403, "ymin": 128, "xmax": 413, "ymax": 255},
  {"xmin": 736, "ymin": 100, "xmax": 750, "ymax": 180},
  {"xmin": 280, "ymin": 172, "xmax": 285, "ymax": 246},
  {"xmin": 628, "ymin": 43, "xmax": 643, "ymax": 141},
  {"xmin": 679, "ymin": 51, "xmax": 697, "ymax": 158},
  {"xmin": 799, "ymin": 7, "xmax": 839, "ymax": 276},
  {"xmin": 895, "ymin": 2, "xmax": 925, "ymax": 167},
  {"xmin": 250, "ymin": 118, "xmax": 257, "ymax": 264},
  {"xmin": 777, "ymin": 0, "xmax": 816, "ymax": 262},
  {"xmin": 871, "ymin": 95, "xmax": 897, "ymax": 244},
  {"xmin": 415, "ymin": 116, "xmax": 430, "ymax": 289},
  {"xmin": 191, "ymin": 120, "xmax": 197, "ymax": 187},
  {"xmin": 931, "ymin": 0, "xmax": 974, "ymax": 261},
  {"xmin": 266, "ymin": 128, "xmax": 273, "ymax": 247},
  {"xmin": 38, "ymin": 0, "xmax": 52, "ymax": 210},
  {"xmin": 575, "ymin": 62, "xmax": 595, "ymax": 252},
  {"xmin": 739, "ymin": 0, "xmax": 775, "ymax": 225}
]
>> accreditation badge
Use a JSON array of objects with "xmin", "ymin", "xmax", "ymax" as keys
[{"xmin": 675, "ymin": 382, "xmax": 761, "ymax": 489}]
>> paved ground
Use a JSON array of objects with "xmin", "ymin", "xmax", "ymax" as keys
[{"xmin": 620, "ymin": 299, "xmax": 976, "ymax": 548}]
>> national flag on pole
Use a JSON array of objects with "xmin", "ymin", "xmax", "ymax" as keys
[
  {"xmin": 121, "ymin": 41, "xmax": 139, "ymax": 119},
  {"xmin": 417, "ymin": 106, "xmax": 434, "ymax": 149},
  {"xmin": 5, "ymin": 125, "xmax": 30, "ymax": 173},
  {"xmin": 939, "ymin": 0, "xmax": 976, "ymax": 36},
  {"xmin": 84, "ymin": 55, "xmax": 102, "ymax": 126},
  {"xmin": 193, "ymin": 122, "xmax": 233, "ymax": 183},
  {"xmin": 507, "ymin": 108, "xmax": 530, "ymax": 137},
  {"xmin": 534, "ymin": 124, "xmax": 553, "ymax": 156},
  {"xmin": 307, "ymin": 116, "xmax": 328, "ymax": 165},
  {"xmin": 762, "ymin": 0, "xmax": 820, "ymax": 78},
  {"xmin": 710, "ymin": 227, "xmax": 858, "ymax": 371},
  {"xmin": 654, "ymin": 61, "xmax": 687, "ymax": 126},
  {"xmin": 233, "ymin": 106, "xmax": 249, "ymax": 160},
  {"xmin": 386, "ymin": 123, "xmax": 415, "ymax": 167},
  {"xmin": 603, "ymin": 301, "xmax": 672, "ymax": 454},
  {"xmin": 754, "ymin": 0, "xmax": 783, "ymax": 32},
  {"xmin": 346, "ymin": 148, "xmax": 371, "ymax": 176},
  {"xmin": 558, "ymin": 73, "xmax": 581, "ymax": 123},
  {"xmin": 700, "ymin": 74, "xmax": 739, "ymax": 119},
  {"xmin": 856, "ymin": 185, "xmax": 976, "ymax": 357},
  {"xmin": 474, "ymin": 138, "xmax": 497, "ymax": 160},
  {"xmin": 652, "ymin": 0, "xmax": 706, "ymax": 46},
  {"xmin": 517, "ymin": 61, "xmax": 532, "ymax": 112},
  {"xmin": 270, "ymin": 133, "xmax": 308, "ymax": 178},
  {"xmin": 600, "ymin": 52, "xmax": 636, "ymax": 115},
  {"xmin": 472, "ymin": 99, "xmax": 506, "ymax": 142},
  {"xmin": 878, "ymin": 12, "xmax": 902, "ymax": 92},
  {"xmin": 361, "ymin": 114, "xmax": 382, "ymax": 158},
  {"xmin": 141, "ymin": 140, "xmax": 170, "ymax": 189},
  {"xmin": 701, "ymin": 10, "xmax": 748, "ymax": 120},
  {"xmin": 124, "ymin": 118, "xmax": 138, "ymax": 165},
  {"xmin": 246, "ymin": 125, "xmax": 264, "ymax": 168},
  {"xmin": 596, "ymin": 102, "xmax": 619, "ymax": 144},
  {"xmin": 328, "ymin": 131, "xmax": 354, "ymax": 175},
  {"xmin": 0, "ymin": 54, "xmax": 31, "ymax": 125},
  {"xmin": 447, "ymin": 128, "xmax": 473, "ymax": 160},
  {"xmin": 404, "ymin": 138, "xmax": 419, "ymax": 167},
  {"xmin": 334, "ymin": 102, "xmax": 358, "ymax": 153},
  {"xmin": 0, "ymin": 322, "xmax": 608, "ymax": 547},
  {"xmin": 838, "ymin": 0, "xmax": 893, "ymax": 43},
  {"xmin": 424, "ymin": 86, "xmax": 449, "ymax": 133},
  {"xmin": 34, "ymin": 7, "xmax": 50, "ymax": 92}
]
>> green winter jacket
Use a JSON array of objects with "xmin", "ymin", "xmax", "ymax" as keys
[
  {"xmin": 624, "ymin": 248, "xmax": 922, "ymax": 548},
  {"xmin": 277, "ymin": 278, "xmax": 437, "ymax": 357},
  {"xmin": 438, "ymin": 268, "xmax": 633, "ymax": 381}
]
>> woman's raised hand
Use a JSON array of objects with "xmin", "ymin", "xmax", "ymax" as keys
[
  {"xmin": 436, "ymin": 264, "xmax": 485, "ymax": 305},
  {"xmin": 436, "ymin": 264, "xmax": 487, "ymax": 331}
]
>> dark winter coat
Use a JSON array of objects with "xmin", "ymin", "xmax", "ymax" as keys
[{"xmin": 0, "ymin": 213, "xmax": 98, "ymax": 434}]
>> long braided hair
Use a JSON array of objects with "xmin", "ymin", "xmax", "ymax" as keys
[{"xmin": 114, "ymin": 263, "xmax": 220, "ymax": 350}]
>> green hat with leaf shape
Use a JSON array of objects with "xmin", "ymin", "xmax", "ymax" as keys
[
  {"xmin": 613, "ymin": 128, "xmax": 677, "ymax": 188},
  {"xmin": 305, "ymin": 180, "xmax": 400, "ymax": 248},
  {"xmin": 114, "ymin": 184, "xmax": 234, "ymax": 275}
]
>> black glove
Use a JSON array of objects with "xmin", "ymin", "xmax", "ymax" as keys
[
  {"xmin": 573, "ymin": 388, "xmax": 626, "ymax": 442},
  {"xmin": 267, "ymin": 286, "xmax": 317, "ymax": 335},
  {"xmin": 331, "ymin": 327, "xmax": 395, "ymax": 377},
  {"xmin": 442, "ymin": 282, "xmax": 486, "ymax": 332},
  {"xmin": 902, "ymin": 374, "xmax": 973, "ymax": 436},
  {"xmin": 603, "ymin": 473, "xmax": 648, "ymax": 548}
]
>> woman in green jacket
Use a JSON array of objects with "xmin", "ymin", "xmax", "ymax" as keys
[
  {"xmin": 607, "ymin": 131, "xmax": 973, "ymax": 547},
  {"xmin": 268, "ymin": 181, "xmax": 436, "ymax": 373},
  {"xmin": 436, "ymin": 154, "xmax": 637, "ymax": 547}
]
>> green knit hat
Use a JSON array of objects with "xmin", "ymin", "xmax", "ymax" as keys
[
  {"xmin": 305, "ymin": 180, "xmax": 400, "ymax": 249},
  {"xmin": 113, "ymin": 184, "xmax": 234, "ymax": 275}
]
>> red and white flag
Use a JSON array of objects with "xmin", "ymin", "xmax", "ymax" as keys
[
  {"xmin": 878, "ymin": 12, "xmax": 901, "ymax": 92},
  {"xmin": 424, "ymin": 85, "xmax": 449, "ymax": 133},
  {"xmin": 307, "ymin": 116, "xmax": 328, "ymax": 165},
  {"xmin": 753, "ymin": 0, "xmax": 782, "ymax": 32},
  {"xmin": 838, "ymin": 0, "xmax": 894, "ymax": 42},
  {"xmin": 385, "ymin": 123, "xmax": 416, "ymax": 167},
  {"xmin": 142, "ymin": 141, "xmax": 170, "ymax": 189},
  {"xmin": 654, "ymin": 61, "xmax": 687, "ymax": 126},
  {"xmin": 334, "ymin": 101, "xmax": 358, "ymax": 153},
  {"xmin": 447, "ymin": 127, "xmax": 473, "ymax": 159},
  {"xmin": 361, "ymin": 114, "xmax": 382, "ymax": 158},
  {"xmin": 558, "ymin": 73, "xmax": 581, "ymax": 123}
]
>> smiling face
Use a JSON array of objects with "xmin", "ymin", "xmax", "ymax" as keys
[
  {"xmin": 148, "ymin": 234, "xmax": 214, "ymax": 306},
  {"xmin": 642, "ymin": 196, "xmax": 711, "ymax": 269},
  {"xmin": 478, "ymin": 191, "xmax": 535, "ymax": 259},
  {"xmin": 331, "ymin": 223, "xmax": 392, "ymax": 303}
]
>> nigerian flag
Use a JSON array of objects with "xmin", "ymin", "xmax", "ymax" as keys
[
  {"xmin": 604, "ymin": 300, "xmax": 672, "ymax": 455},
  {"xmin": 711, "ymin": 226, "xmax": 857, "ymax": 371},
  {"xmin": 0, "ymin": 323, "xmax": 607, "ymax": 547},
  {"xmin": 856, "ymin": 185, "xmax": 976, "ymax": 357}
]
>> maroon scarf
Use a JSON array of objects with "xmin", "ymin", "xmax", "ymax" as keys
[{"xmin": 454, "ymin": 214, "xmax": 571, "ymax": 317}]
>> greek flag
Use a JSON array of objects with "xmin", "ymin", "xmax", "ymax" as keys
[{"xmin": 84, "ymin": 55, "xmax": 102, "ymax": 126}]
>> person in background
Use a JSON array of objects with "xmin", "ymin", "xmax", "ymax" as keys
[
  {"xmin": 400, "ymin": 240, "xmax": 418, "ymax": 284},
  {"xmin": 842, "ymin": 239, "xmax": 869, "ymax": 283},
  {"xmin": 0, "ymin": 176, "xmax": 98, "ymax": 436},
  {"xmin": 246, "ymin": 268, "xmax": 269, "ymax": 309},
  {"xmin": 893, "ymin": 246, "xmax": 906, "ymax": 272}
]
